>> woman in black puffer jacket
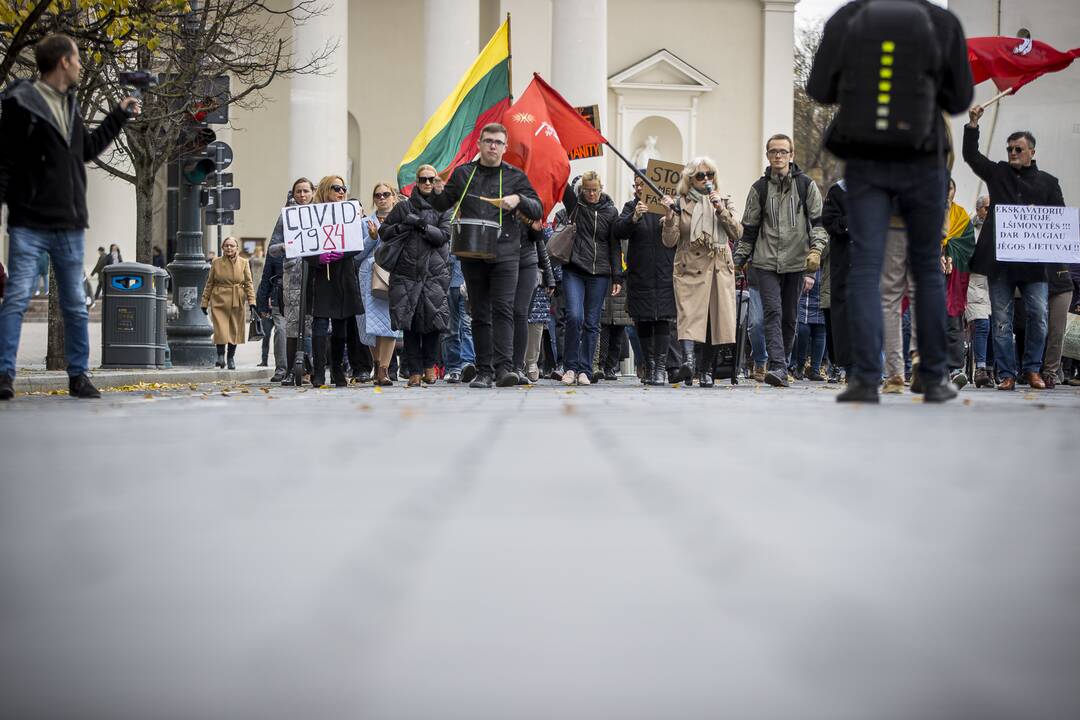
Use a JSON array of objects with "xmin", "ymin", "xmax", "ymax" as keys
[
  {"xmin": 558, "ymin": 171, "xmax": 622, "ymax": 385},
  {"xmin": 378, "ymin": 164, "xmax": 451, "ymax": 387}
]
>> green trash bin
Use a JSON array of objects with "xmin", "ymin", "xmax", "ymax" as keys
[{"xmin": 102, "ymin": 262, "xmax": 162, "ymax": 369}]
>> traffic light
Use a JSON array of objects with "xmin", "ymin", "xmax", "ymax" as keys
[{"xmin": 180, "ymin": 125, "xmax": 217, "ymax": 183}]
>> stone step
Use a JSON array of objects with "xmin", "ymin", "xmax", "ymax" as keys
[{"xmin": 23, "ymin": 296, "xmax": 103, "ymax": 323}]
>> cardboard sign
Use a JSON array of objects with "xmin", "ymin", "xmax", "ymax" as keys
[
  {"xmin": 995, "ymin": 204, "xmax": 1080, "ymax": 263},
  {"xmin": 643, "ymin": 159, "xmax": 684, "ymax": 215},
  {"xmin": 282, "ymin": 200, "xmax": 365, "ymax": 259},
  {"xmin": 569, "ymin": 104, "xmax": 603, "ymax": 160}
]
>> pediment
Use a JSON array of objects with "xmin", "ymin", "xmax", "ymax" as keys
[{"xmin": 609, "ymin": 49, "xmax": 717, "ymax": 92}]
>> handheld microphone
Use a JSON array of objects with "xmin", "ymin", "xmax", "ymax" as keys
[{"xmin": 704, "ymin": 181, "xmax": 721, "ymax": 208}]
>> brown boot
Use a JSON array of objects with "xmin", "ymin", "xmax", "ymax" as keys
[
  {"xmin": 407, "ymin": 374, "xmax": 423, "ymax": 387},
  {"xmin": 751, "ymin": 364, "xmax": 766, "ymax": 383},
  {"xmin": 996, "ymin": 376, "xmax": 1016, "ymax": 391},
  {"xmin": 423, "ymin": 367, "xmax": 437, "ymax": 385},
  {"xmin": 1025, "ymin": 371, "xmax": 1046, "ymax": 390},
  {"xmin": 375, "ymin": 365, "xmax": 394, "ymax": 387}
]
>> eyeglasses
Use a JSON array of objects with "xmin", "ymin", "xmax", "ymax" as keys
[
  {"xmin": 416, "ymin": 176, "xmax": 437, "ymax": 184},
  {"xmin": 374, "ymin": 191, "xmax": 392, "ymax": 199},
  {"xmin": 480, "ymin": 138, "xmax": 506, "ymax": 147},
  {"xmin": 767, "ymin": 149, "xmax": 791, "ymax": 157},
  {"xmin": 693, "ymin": 171, "xmax": 716, "ymax": 181},
  {"xmin": 1006, "ymin": 145, "xmax": 1026, "ymax": 155},
  {"xmin": 330, "ymin": 184, "xmax": 348, "ymax": 193}
]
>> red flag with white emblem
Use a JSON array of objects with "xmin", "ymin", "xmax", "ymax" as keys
[
  {"xmin": 503, "ymin": 73, "xmax": 608, "ymax": 216},
  {"xmin": 967, "ymin": 36, "xmax": 1080, "ymax": 94}
]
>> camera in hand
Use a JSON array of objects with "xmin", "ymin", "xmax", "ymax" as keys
[{"xmin": 117, "ymin": 70, "xmax": 158, "ymax": 101}]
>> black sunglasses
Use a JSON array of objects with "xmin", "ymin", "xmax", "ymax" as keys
[
  {"xmin": 374, "ymin": 191, "xmax": 392, "ymax": 199},
  {"xmin": 330, "ymin": 184, "xmax": 348, "ymax": 193},
  {"xmin": 693, "ymin": 171, "xmax": 716, "ymax": 181},
  {"xmin": 1005, "ymin": 146, "xmax": 1026, "ymax": 155},
  {"xmin": 416, "ymin": 176, "xmax": 437, "ymax": 184}
]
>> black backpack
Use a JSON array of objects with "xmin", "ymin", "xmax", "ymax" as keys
[{"xmin": 829, "ymin": 0, "xmax": 941, "ymax": 153}]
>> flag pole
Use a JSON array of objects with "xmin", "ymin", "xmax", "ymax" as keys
[
  {"xmin": 981, "ymin": 85, "xmax": 1014, "ymax": 108},
  {"xmin": 604, "ymin": 141, "xmax": 667, "ymax": 199},
  {"xmin": 506, "ymin": 13, "xmax": 513, "ymax": 103}
]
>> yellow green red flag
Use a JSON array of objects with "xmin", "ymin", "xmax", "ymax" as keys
[{"xmin": 397, "ymin": 20, "xmax": 511, "ymax": 191}]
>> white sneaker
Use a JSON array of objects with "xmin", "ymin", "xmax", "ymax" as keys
[
  {"xmin": 561, "ymin": 370, "xmax": 576, "ymax": 385},
  {"xmin": 576, "ymin": 372, "xmax": 591, "ymax": 386}
]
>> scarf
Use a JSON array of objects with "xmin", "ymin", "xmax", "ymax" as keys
[{"xmin": 686, "ymin": 188, "xmax": 722, "ymax": 255}]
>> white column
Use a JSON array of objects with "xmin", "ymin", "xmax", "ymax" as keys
[
  {"xmin": 289, "ymin": 2, "xmax": 349, "ymax": 184},
  {"xmin": 551, "ymin": 0, "xmax": 607, "ymax": 180},
  {"xmin": 499, "ymin": 0, "xmax": 552, "ymax": 98},
  {"xmin": 760, "ymin": 0, "xmax": 797, "ymax": 154},
  {"xmin": 424, "ymin": 0, "xmax": 480, "ymax": 118}
]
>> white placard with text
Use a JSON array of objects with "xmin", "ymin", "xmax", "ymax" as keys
[
  {"xmin": 282, "ymin": 200, "xmax": 365, "ymax": 258},
  {"xmin": 995, "ymin": 205, "xmax": 1080, "ymax": 263}
]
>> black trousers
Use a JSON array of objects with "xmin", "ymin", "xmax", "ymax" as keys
[
  {"xmin": 344, "ymin": 317, "xmax": 372, "ymax": 375},
  {"xmin": 635, "ymin": 319, "xmax": 670, "ymax": 361},
  {"xmin": 513, "ymin": 263, "xmax": 538, "ymax": 369},
  {"xmin": 403, "ymin": 329, "xmax": 440, "ymax": 375},
  {"xmin": 601, "ymin": 325, "xmax": 627, "ymax": 372},
  {"xmin": 753, "ymin": 267, "xmax": 802, "ymax": 373},
  {"xmin": 665, "ymin": 319, "xmax": 682, "ymax": 371},
  {"xmin": 946, "ymin": 315, "xmax": 966, "ymax": 371},
  {"xmin": 461, "ymin": 257, "xmax": 519, "ymax": 376},
  {"xmin": 829, "ymin": 234, "xmax": 851, "ymax": 370}
]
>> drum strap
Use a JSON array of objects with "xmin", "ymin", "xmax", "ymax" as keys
[{"xmin": 450, "ymin": 165, "xmax": 504, "ymax": 228}]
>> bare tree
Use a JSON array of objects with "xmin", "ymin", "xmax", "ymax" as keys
[{"xmin": 794, "ymin": 26, "xmax": 843, "ymax": 192}]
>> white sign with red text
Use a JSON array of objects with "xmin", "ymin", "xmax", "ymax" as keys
[{"xmin": 282, "ymin": 200, "xmax": 365, "ymax": 258}]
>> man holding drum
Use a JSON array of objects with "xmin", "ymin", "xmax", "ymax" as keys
[{"xmin": 432, "ymin": 123, "xmax": 543, "ymax": 388}]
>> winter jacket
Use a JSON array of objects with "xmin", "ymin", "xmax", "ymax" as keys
[
  {"xmin": 0, "ymin": 79, "xmax": 129, "ymax": 229},
  {"xmin": 304, "ymin": 251, "xmax": 363, "ymax": 319},
  {"xmin": 964, "ymin": 125, "xmax": 1065, "ymax": 284},
  {"xmin": 614, "ymin": 199, "xmax": 676, "ymax": 322},
  {"xmin": 520, "ymin": 223, "xmax": 557, "ymax": 289},
  {"xmin": 255, "ymin": 248, "xmax": 285, "ymax": 314},
  {"xmin": 200, "ymin": 255, "xmax": 256, "ymax": 345},
  {"xmin": 799, "ymin": 269, "xmax": 825, "ymax": 325},
  {"xmin": 527, "ymin": 226, "xmax": 561, "ymax": 325},
  {"xmin": 600, "ymin": 237, "xmax": 632, "ymax": 327},
  {"xmin": 430, "ymin": 160, "xmax": 541, "ymax": 262},
  {"xmin": 964, "ymin": 273, "xmax": 991, "ymax": 322},
  {"xmin": 806, "ymin": 0, "xmax": 973, "ymax": 164},
  {"xmin": 737, "ymin": 164, "xmax": 828, "ymax": 274},
  {"xmin": 379, "ymin": 191, "xmax": 452, "ymax": 334},
  {"xmin": 562, "ymin": 186, "xmax": 622, "ymax": 278}
]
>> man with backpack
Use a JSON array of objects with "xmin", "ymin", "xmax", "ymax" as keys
[
  {"xmin": 734, "ymin": 134, "xmax": 829, "ymax": 388},
  {"xmin": 807, "ymin": 0, "xmax": 973, "ymax": 403}
]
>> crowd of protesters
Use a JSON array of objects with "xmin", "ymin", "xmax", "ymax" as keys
[{"xmin": 249, "ymin": 123, "xmax": 1078, "ymax": 397}]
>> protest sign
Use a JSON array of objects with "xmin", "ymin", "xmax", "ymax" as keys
[
  {"xmin": 568, "ymin": 105, "xmax": 604, "ymax": 160},
  {"xmin": 995, "ymin": 205, "xmax": 1080, "ymax": 263},
  {"xmin": 282, "ymin": 200, "xmax": 365, "ymax": 259},
  {"xmin": 643, "ymin": 159, "xmax": 683, "ymax": 215}
]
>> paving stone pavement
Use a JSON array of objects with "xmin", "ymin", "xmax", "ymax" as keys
[{"xmin": 1, "ymin": 379, "xmax": 1079, "ymax": 719}]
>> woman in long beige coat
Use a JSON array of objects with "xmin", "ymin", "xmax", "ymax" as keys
[
  {"xmin": 201, "ymin": 236, "xmax": 256, "ymax": 369},
  {"xmin": 660, "ymin": 157, "xmax": 741, "ymax": 387}
]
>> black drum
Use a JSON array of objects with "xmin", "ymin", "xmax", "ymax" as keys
[{"xmin": 450, "ymin": 219, "xmax": 500, "ymax": 260}]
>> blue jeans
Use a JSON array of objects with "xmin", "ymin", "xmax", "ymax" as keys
[
  {"xmin": 443, "ymin": 286, "xmax": 475, "ymax": 371},
  {"xmin": 988, "ymin": 276, "xmax": 1048, "ymax": 379},
  {"xmin": 796, "ymin": 322, "xmax": 827, "ymax": 374},
  {"xmin": 971, "ymin": 317, "xmax": 990, "ymax": 367},
  {"xmin": 748, "ymin": 286, "xmax": 768, "ymax": 365},
  {"xmin": 0, "ymin": 227, "xmax": 89, "ymax": 377},
  {"xmin": 845, "ymin": 160, "xmax": 948, "ymax": 386},
  {"xmin": 561, "ymin": 267, "xmax": 610, "ymax": 375}
]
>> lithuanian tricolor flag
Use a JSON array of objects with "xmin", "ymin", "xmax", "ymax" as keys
[{"xmin": 397, "ymin": 20, "xmax": 511, "ymax": 191}]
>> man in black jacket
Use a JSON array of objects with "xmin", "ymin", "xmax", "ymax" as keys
[
  {"xmin": 821, "ymin": 180, "xmax": 850, "ymax": 379},
  {"xmin": 807, "ymin": 0, "xmax": 973, "ymax": 403},
  {"xmin": 964, "ymin": 107, "xmax": 1065, "ymax": 391},
  {"xmin": 0, "ymin": 34, "xmax": 138, "ymax": 400},
  {"xmin": 431, "ymin": 123, "xmax": 542, "ymax": 388}
]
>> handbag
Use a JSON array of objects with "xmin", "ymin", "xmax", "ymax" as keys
[
  {"xmin": 547, "ymin": 208, "xmax": 577, "ymax": 265},
  {"xmin": 248, "ymin": 313, "xmax": 265, "ymax": 342},
  {"xmin": 371, "ymin": 262, "xmax": 391, "ymax": 299}
]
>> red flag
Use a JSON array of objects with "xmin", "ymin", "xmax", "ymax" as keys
[
  {"xmin": 502, "ymin": 73, "xmax": 608, "ymax": 216},
  {"xmin": 967, "ymin": 36, "xmax": 1080, "ymax": 94}
]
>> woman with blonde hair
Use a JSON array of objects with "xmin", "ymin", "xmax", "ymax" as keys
[
  {"xmin": 201, "ymin": 235, "xmax": 256, "ymax": 369},
  {"xmin": 304, "ymin": 175, "xmax": 363, "ymax": 387},
  {"xmin": 660, "ymin": 157, "xmax": 741, "ymax": 387},
  {"xmin": 357, "ymin": 180, "xmax": 403, "ymax": 385}
]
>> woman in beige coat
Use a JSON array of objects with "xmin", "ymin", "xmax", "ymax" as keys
[
  {"xmin": 201, "ymin": 236, "xmax": 256, "ymax": 369},
  {"xmin": 660, "ymin": 157, "xmax": 741, "ymax": 387}
]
